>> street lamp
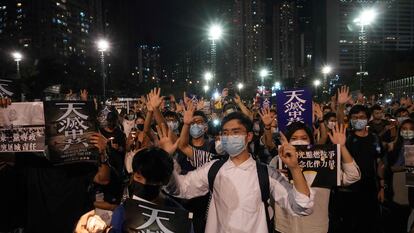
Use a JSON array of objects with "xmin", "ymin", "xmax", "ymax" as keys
[
  {"xmin": 207, "ymin": 23, "xmax": 223, "ymax": 88},
  {"xmin": 96, "ymin": 39, "xmax": 109, "ymax": 98},
  {"xmin": 259, "ymin": 68, "xmax": 269, "ymax": 95},
  {"xmin": 237, "ymin": 82, "xmax": 244, "ymax": 97},
  {"xmin": 203, "ymin": 85, "xmax": 209, "ymax": 93},
  {"xmin": 313, "ymin": 79, "xmax": 321, "ymax": 99},
  {"xmin": 11, "ymin": 52, "xmax": 23, "ymax": 79},
  {"xmin": 354, "ymin": 8, "xmax": 377, "ymax": 91},
  {"xmin": 204, "ymin": 72, "xmax": 213, "ymax": 82},
  {"xmin": 321, "ymin": 65, "xmax": 332, "ymax": 96}
]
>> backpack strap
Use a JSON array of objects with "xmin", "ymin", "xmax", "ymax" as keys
[
  {"xmin": 256, "ymin": 161, "xmax": 273, "ymax": 233},
  {"xmin": 207, "ymin": 156, "xmax": 229, "ymax": 192}
]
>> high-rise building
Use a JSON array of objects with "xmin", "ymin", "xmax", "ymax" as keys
[
  {"xmin": 137, "ymin": 45, "xmax": 161, "ymax": 84},
  {"xmin": 0, "ymin": 0, "xmax": 101, "ymax": 62},
  {"xmin": 326, "ymin": 0, "xmax": 414, "ymax": 73},
  {"xmin": 271, "ymin": 0, "xmax": 314, "ymax": 86},
  {"xmin": 230, "ymin": 0, "xmax": 266, "ymax": 85}
]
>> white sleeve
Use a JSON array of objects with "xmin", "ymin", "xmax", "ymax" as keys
[
  {"xmin": 268, "ymin": 166, "xmax": 315, "ymax": 216},
  {"xmin": 341, "ymin": 160, "xmax": 361, "ymax": 186},
  {"xmin": 164, "ymin": 159, "xmax": 214, "ymax": 199}
]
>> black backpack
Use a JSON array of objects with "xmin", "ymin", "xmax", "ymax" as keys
[{"xmin": 207, "ymin": 156, "xmax": 274, "ymax": 233}]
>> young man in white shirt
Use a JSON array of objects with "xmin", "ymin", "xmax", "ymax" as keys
[{"xmin": 166, "ymin": 111, "xmax": 314, "ymax": 233}]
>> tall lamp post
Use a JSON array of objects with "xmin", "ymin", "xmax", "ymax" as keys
[
  {"xmin": 12, "ymin": 52, "xmax": 23, "ymax": 79},
  {"xmin": 208, "ymin": 24, "xmax": 223, "ymax": 88},
  {"xmin": 259, "ymin": 68, "xmax": 269, "ymax": 95},
  {"xmin": 97, "ymin": 39, "xmax": 109, "ymax": 99},
  {"xmin": 354, "ymin": 8, "xmax": 376, "ymax": 91},
  {"xmin": 313, "ymin": 79, "xmax": 321, "ymax": 99},
  {"xmin": 321, "ymin": 65, "xmax": 332, "ymax": 99}
]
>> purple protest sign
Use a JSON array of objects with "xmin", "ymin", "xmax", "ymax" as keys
[{"xmin": 276, "ymin": 89, "xmax": 313, "ymax": 132}]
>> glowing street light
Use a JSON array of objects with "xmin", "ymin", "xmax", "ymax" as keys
[
  {"xmin": 237, "ymin": 83, "xmax": 244, "ymax": 90},
  {"xmin": 353, "ymin": 9, "xmax": 377, "ymax": 27},
  {"xmin": 203, "ymin": 85, "xmax": 209, "ymax": 93},
  {"xmin": 313, "ymin": 79, "xmax": 321, "ymax": 87},
  {"xmin": 96, "ymin": 39, "xmax": 110, "ymax": 98},
  {"xmin": 204, "ymin": 72, "xmax": 213, "ymax": 82},
  {"xmin": 11, "ymin": 51, "xmax": 23, "ymax": 79},
  {"xmin": 259, "ymin": 68, "xmax": 269, "ymax": 79},
  {"xmin": 208, "ymin": 24, "xmax": 223, "ymax": 41},
  {"xmin": 322, "ymin": 65, "xmax": 332, "ymax": 75},
  {"xmin": 354, "ymin": 8, "xmax": 377, "ymax": 91},
  {"xmin": 207, "ymin": 23, "xmax": 223, "ymax": 89}
]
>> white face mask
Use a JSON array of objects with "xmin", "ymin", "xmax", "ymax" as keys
[
  {"xmin": 290, "ymin": 140, "xmax": 310, "ymax": 146},
  {"xmin": 215, "ymin": 140, "xmax": 225, "ymax": 155},
  {"xmin": 327, "ymin": 121, "xmax": 336, "ymax": 130}
]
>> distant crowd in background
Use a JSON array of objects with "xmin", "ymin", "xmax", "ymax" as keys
[{"xmin": 0, "ymin": 85, "xmax": 413, "ymax": 233}]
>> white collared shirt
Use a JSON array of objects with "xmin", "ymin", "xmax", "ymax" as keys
[{"xmin": 166, "ymin": 155, "xmax": 314, "ymax": 233}]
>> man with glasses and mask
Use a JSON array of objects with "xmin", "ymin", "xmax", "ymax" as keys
[
  {"xmin": 167, "ymin": 112, "xmax": 314, "ymax": 233},
  {"xmin": 335, "ymin": 105, "xmax": 386, "ymax": 233}
]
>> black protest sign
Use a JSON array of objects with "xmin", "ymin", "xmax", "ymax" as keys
[
  {"xmin": 123, "ymin": 198, "xmax": 192, "ymax": 233},
  {"xmin": 0, "ymin": 102, "xmax": 45, "ymax": 153},
  {"xmin": 404, "ymin": 145, "xmax": 414, "ymax": 187},
  {"xmin": 44, "ymin": 101, "xmax": 98, "ymax": 165},
  {"xmin": 278, "ymin": 144, "xmax": 341, "ymax": 188}
]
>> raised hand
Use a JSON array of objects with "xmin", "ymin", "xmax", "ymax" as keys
[
  {"xmin": 183, "ymin": 101, "xmax": 195, "ymax": 125},
  {"xmin": 313, "ymin": 102, "xmax": 323, "ymax": 121},
  {"xmin": 328, "ymin": 124, "xmax": 346, "ymax": 146},
  {"xmin": 278, "ymin": 132, "xmax": 299, "ymax": 170},
  {"xmin": 183, "ymin": 92, "xmax": 191, "ymax": 107},
  {"xmin": 156, "ymin": 123, "xmax": 179, "ymax": 155},
  {"xmin": 148, "ymin": 88, "xmax": 163, "ymax": 109},
  {"xmin": 234, "ymin": 94, "xmax": 242, "ymax": 104},
  {"xmin": 259, "ymin": 107, "xmax": 273, "ymax": 127},
  {"xmin": 337, "ymin": 86, "xmax": 351, "ymax": 105},
  {"xmin": 80, "ymin": 89, "xmax": 88, "ymax": 101},
  {"xmin": 145, "ymin": 94, "xmax": 153, "ymax": 112}
]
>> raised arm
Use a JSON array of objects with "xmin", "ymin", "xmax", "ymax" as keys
[
  {"xmin": 336, "ymin": 86, "xmax": 351, "ymax": 124},
  {"xmin": 90, "ymin": 133, "xmax": 111, "ymax": 185},
  {"xmin": 178, "ymin": 102, "xmax": 195, "ymax": 158},
  {"xmin": 259, "ymin": 107, "xmax": 276, "ymax": 151},
  {"xmin": 328, "ymin": 124, "xmax": 361, "ymax": 185},
  {"xmin": 234, "ymin": 94, "xmax": 253, "ymax": 120}
]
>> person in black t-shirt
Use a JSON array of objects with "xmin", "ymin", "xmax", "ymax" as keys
[
  {"xmin": 368, "ymin": 104, "xmax": 394, "ymax": 143},
  {"xmin": 335, "ymin": 105, "xmax": 385, "ymax": 233}
]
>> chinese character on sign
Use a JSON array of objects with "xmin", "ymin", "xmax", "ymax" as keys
[
  {"xmin": 136, "ymin": 204, "xmax": 175, "ymax": 233},
  {"xmin": 0, "ymin": 79, "xmax": 14, "ymax": 97},
  {"xmin": 283, "ymin": 90, "xmax": 306, "ymax": 126},
  {"xmin": 56, "ymin": 103, "xmax": 89, "ymax": 151}
]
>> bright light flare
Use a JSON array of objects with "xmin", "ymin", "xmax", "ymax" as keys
[
  {"xmin": 208, "ymin": 24, "xmax": 223, "ymax": 41},
  {"xmin": 354, "ymin": 9, "xmax": 377, "ymax": 26},
  {"xmin": 237, "ymin": 83, "xmax": 244, "ymax": 90},
  {"xmin": 97, "ymin": 39, "xmax": 109, "ymax": 52},
  {"xmin": 313, "ymin": 80, "xmax": 321, "ymax": 87},
  {"xmin": 322, "ymin": 65, "xmax": 332, "ymax": 75},
  {"xmin": 12, "ymin": 52, "xmax": 23, "ymax": 62}
]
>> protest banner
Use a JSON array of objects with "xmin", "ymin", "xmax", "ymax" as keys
[
  {"xmin": 0, "ymin": 102, "xmax": 45, "ymax": 152},
  {"xmin": 44, "ymin": 101, "xmax": 99, "ymax": 165},
  {"xmin": 123, "ymin": 198, "xmax": 192, "ymax": 233},
  {"xmin": 276, "ymin": 88, "xmax": 313, "ymax": 132},
  {"xmin": 404, "ymin": 145, "xmax": 414, "ymax": 187},
  {"xmin": 278, "ymin": 144, "xmax": 341, "ymax": 188}
]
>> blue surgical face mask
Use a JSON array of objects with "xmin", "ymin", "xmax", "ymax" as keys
[
  {"xmin": 221, "ymin": 135, "xmax": 246, "ymax": 157},
  {"xmin": 190, "ymin": 124, "xmax": 205, "ymax": 138},
  {"xmin": 351, "ymin": 119, "xmax": 368, "ymax": 130}
]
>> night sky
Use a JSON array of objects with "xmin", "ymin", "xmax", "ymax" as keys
[{"xmin": 132, "ymin": 0, "xmax": 220, "ymax": 63}]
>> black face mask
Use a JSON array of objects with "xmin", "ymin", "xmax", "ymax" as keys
[
  {"xmin": 131, "ymin": 181, "xmax": 161, "ymax": 201},
  {"xmin": 136, "ymin": 124, "xmax": 144, "ymax": 131}
]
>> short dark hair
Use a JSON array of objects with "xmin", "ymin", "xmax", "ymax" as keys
[
  {"xmin": 323, "ymin": 112, "xmax": 337, "ymax": 122},
  {"xmin": 395, "ymin": 108, "xmax": 409, "ymax": 117},
  {"xmin": 163, "ymin": 111, "xmax": 179, "ymax": 121},
  {"xmin": 322, "ymin": 106, "xmax": 331, "ymax": 112},
  {"xmin": 132, "ymin": 147, "xmax": 173, "ymax": 185},
  {"xmin": 371, "ymin": 104, "xmax": 382, "ymax": 112},
  {"xmin": 193, "ymin": 110, "xmax": 208, "ymax": 123},
  {"xmin": 285, "ymin": 122, "xmax": 315, "ymax": 145},
  {"xmin": 349, "ymin": 105, "xmax": 371, "ymax": 119},
  {"xmin": 135, "ymin": 113, "xmax": 145, "ymax": 121},
  {"xmin": 221, "ymin": 112, "xmax": 253, "ymax": 132}
]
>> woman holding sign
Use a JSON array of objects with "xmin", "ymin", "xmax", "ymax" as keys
[{"xmin": 267, "ymin": 121, "xmax": 360, "ymax": 233}]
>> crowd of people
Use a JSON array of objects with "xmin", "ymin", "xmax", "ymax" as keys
[{"xmin": 0, "ymin": 85, "xmax": 413, "ymax": 233}]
